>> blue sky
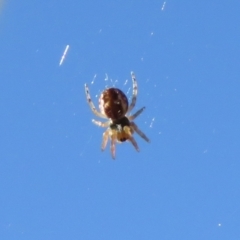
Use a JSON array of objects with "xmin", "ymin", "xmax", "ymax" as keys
[{"xmin": 1, "ymin": 1, "xmax": 240, "ymax": 239}]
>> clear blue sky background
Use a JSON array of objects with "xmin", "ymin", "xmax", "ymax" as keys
[{"xmin": 1, "ymin": 1, "xmax": 240, "ymax": 239}]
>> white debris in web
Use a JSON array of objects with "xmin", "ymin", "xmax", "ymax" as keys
[
  {"xmin": 91, "ymin": 74, "xmax": 97, "ymax": 84},
  {"xmin": 161, "ymin": 1, "xmax": 166, "ymax": 11},
  {"xmin": 104, "ymin": 74, "xmax": 109, "ymax": 81},
  {"xmin": 150, "ymin": 117, "xmax": 155, "ymax": 128},
  {"xmin": 59, "ymin": 45, "xmax": 69, "ymax": 66}
]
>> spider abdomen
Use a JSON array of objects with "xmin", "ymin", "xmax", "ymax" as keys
[{"xmin": 99, "ymin": 88, "xmax": 128, "ymax": 120}]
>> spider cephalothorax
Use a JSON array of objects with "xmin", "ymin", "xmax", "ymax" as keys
[{"xmin": 85, "ymin": 72, "xmax": 149, "ymax": 159}]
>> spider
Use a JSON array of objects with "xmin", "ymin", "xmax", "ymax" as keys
[{"xmin": 84, "ymin": 72, "xmax": 150, "ymax": 159}]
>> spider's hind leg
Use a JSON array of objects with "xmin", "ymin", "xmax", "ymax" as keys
[
  {"xmin": 127, "ymin": 72, "xmax": 138, "ymax": 114},
  {"xmin": 128, "ymin": 107, "xmax": 145, "ymax": 121},
  {"xmin": 84, "ymin": 84, "xmax": 107, "ymax": 119}
]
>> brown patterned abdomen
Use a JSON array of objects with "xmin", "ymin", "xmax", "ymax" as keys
[{"xmin": 99, "ymin": 88, "xmax": 128, "ymax": 120}]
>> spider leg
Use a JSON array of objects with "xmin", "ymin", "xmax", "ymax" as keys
[
  {"xmin": 92, "ymin": 119, "xmax": 109, "ymax": 128},
  {"xmin": 84, "ymin": 84, "xmax": 107, "ymax": 119},
  {"xmin": 110, "ymin": 130, "xmax": 117, "ymax": 159},
  {"xmin": 127, "ymin": 72, "xmax": 138, "ymax": 114},
  {"xmin": 101, "ymin": 129, "xmax": 109, "ymax": 151},
  {"xmin": 122, "ymin": 125, "xmax": 140, "ymax": 151},
  {"xmin": 128, "ymin": 136, "xmax": 140, "ymax": 152},
  {"xmin": 130, "ymin": 121, "xmax": 150, "ymax": 142},
  {"xmin": 128, "ymin": 107, "xmax": 145, "ymax": 121}
]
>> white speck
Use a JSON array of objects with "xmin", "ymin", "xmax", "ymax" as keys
[
  {"xmin": 150, "ymin": 118, "xmax": 155, "ymax": 128},
  {"xmin": 124, "ymin": 79, "xmax": 128, "ymax": 86},
  {"xmin": 161, "ymin": 1, "xmax": 166, "ymax": 11},
  {"xmin": 218, "ymin": 223, "xmax": 222, "ymax": 227},
  {"xmin": 113, "ymin": 79, "xmax": 118, "ymax": 86},
  {"xmin": 91, "ymin": 74, "xmax": 97, "ymax": 84},
  {"xmin": 104, "ymin": 74, "xmax": 109, "ymax": 81},
  {"xmin": 59, "ymin": 45, "xmax": 70, "ymax": 66}
]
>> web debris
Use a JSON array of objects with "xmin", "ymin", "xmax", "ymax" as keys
[
  {"xmin": 104, "ymin": 73, "xmax": 119, "ymax": 88},
  {"xmin": 59, "ymin": 45, "xmax": 70, "ymax": 66},
  {"xmin": 91, "ymin": 74, "xmax": 97, "ymax": 84},
  {"xmin": 161, "ymin": 1, "xmax": 166, "ymax": 11},
  {"xmin": 150, "ymin": 117, "xmax": 155, "ymax": 128},
  {"xmin": 104, "ymin": 74, "xmax": 109, "ymax": 81}
]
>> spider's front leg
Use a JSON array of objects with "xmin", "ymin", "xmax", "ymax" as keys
[
  {"xmin": 109, "ymin": 130, "xmax": 118, "ymax": 159},
  {"xmin": 101, "ymin": 129, "xmax": 109, "ymax": 151},
  {"xmin": 123, "ymin": 126, "xmax": 140, "ymax": 152},
  {"xmin": 92, "ymin": 119, "xmax": 109, "ymax": 128},
  {"xmin": 130, "ymin": 121, "xmax": 150, "ymax": 142}
]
